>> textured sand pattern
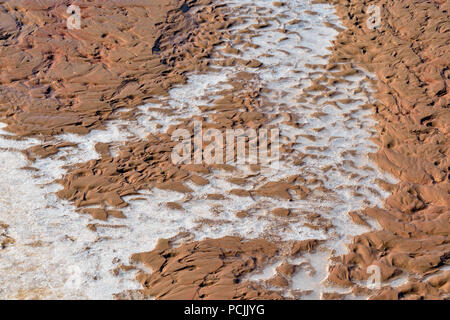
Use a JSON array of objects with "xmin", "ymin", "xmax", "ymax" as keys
[{"xmin": 324, "ymin": 0, "xmax": 449, "ymax": 300}]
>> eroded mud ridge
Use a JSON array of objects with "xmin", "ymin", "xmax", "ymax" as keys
[
  {"xmin": 0, "ymin": 222, "xmax": 14, "ymax": 249},
  {"xmin": 0, "ymin": 0, "xmax": 216, "ymax": 139},
  {"xmin": 324, "ymin": 0, "xmax": 450, "ymax": 300},
  {"xmin": 0, "ymin": 0, "xmax": 447, "ymax": 300},
  {"xmin": 42, "ymin": 0, "xmax": 399, "ymax": 299}
]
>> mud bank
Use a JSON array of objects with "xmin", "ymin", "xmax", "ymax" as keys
[
  {"xmin": 0, "ymin": 0, "xmax": 231, "ymax": 299},
  {"xmin": 325, "ymin": 0, "xmax": 449, "ymax": 299},
  {"xmin": 0, "ymin": 0, "xmax": 447, "ymax": 300},
  {"xmin": 0, "ymin": 0, "xmax": 215, "ymax": 139}
]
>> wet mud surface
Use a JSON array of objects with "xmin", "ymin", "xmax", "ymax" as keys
[{"xmin": 325, "ymin": 0, "xmax": 449, "ymax": 300}]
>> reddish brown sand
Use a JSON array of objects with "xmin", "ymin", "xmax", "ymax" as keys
[
  {"xmin": 0, "ymin": 0, "xmax": 215, "ymax": 139},
  {"xmin": 0, "ymin": 0, "xmax": 448, "ymax": 299},
  {"xmin": 116, "ymin": 236, "xmax": 321, "ymax": 300},
  {"xmin": 324, "ymin": 0, "xmax": 449, "ymax": 299}
]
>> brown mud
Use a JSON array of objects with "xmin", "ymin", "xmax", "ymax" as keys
[{"xmin": 325, "ymin": 0, "xmax": 449, "ymax": 299}]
